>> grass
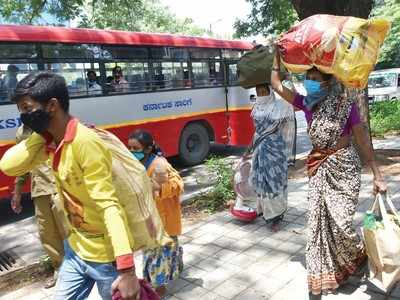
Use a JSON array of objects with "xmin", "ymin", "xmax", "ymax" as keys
[
  {"xmin": 370, "ymin": 99, "xmax": 400, "ymax": 136},
  {"xmin": 183, "ymin": 155, "xmax": 235, "ymax": 214}
]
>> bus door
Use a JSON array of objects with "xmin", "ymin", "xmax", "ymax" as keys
[{"xmin": 224, "ymin": 61, "xmax": 254, "ymax": 146}]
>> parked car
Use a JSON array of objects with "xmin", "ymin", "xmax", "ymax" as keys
[{"xmin": 368, "ymin": 68, "xmax": 400, "ymax": 103}]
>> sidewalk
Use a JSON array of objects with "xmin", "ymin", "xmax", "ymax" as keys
[{"xmin": 2, "ymin": 174, "xmax": 400, "ymax": 300}]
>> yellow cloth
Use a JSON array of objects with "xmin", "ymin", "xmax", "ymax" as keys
[
  {"xmin": 147, "ymin": 156, "xmax": 184, "ymax": 236},
  {"xmin": 0, "ymin": 120, "xmax": 133, "ymax": 266}
]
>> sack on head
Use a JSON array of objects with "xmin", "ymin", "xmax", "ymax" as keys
[
  {"xmin": 237, "ymin": 44, "xmax": 275, "ymax": 89},
  {"xmin": 278, "ymin": 14, "xmax": 390, "ymax": 88}
]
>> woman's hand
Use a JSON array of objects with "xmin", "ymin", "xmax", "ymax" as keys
[{"xmin": 373, "ymin": 178, "xmax": 387, "ymax": 195}]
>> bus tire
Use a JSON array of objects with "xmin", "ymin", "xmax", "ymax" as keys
[{"xmin": 179, "ymin": 123, "xmax": 210, "ymax": 166}]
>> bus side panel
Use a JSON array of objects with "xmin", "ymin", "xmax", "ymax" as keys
[
  {"xmin": 0, "ymin": 111, "xmax": 229, "ymax": 200},
  {"xmin": 229, "ymin": 109, "xmax": 254, "ymax": 146},
  {"xmin": 227, "ymin": 86, "xmax": 254, "ymax": 146},
  {"xmin": 103, "ymin": 110, "xmax": 229, "ymax": 157},
  {"xmin": 0, "ymin": 88, "xmax": 230, "ymax": 199}
]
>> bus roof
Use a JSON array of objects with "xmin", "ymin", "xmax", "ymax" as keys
[{"xmin": 0, "ymin": 25, "xmax": 254, "ymax": 50}]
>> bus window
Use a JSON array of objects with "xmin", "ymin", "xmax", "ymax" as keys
[
  {"xmin": 209, "ymin": 61, "xmax": 223, "ymax": 86},
  {"xmin": 222, "ymin": 49, "xmax": 243, "ymax": 59},
  {"xmin": 105, "ymin": 62, "xmax": 149, "ymax": 93},
  {"xmin": 398, "ymin": 74, "xmax": 400, "ymax": 87},
  {"xmin": 151, "ymin": 47, "xmax": 189, "ymax": 60},
  {"xmin": 102, "ymin": 45, "xmax": 149, "ymax": 60},
  {"xmin": 192, "ymin": 62, "xmax": 210, "ymax": 87},
  {"xmin": 0, "ymin": 63, "xmax": 39, "ymax": 103},
  {"xmin": 46, "ymin": 63, "xmax": 101, "ymax": 97},
  {"xmin": 42, "ymin": 44, "xmax": 102, "ymax": 59},
  {"xmin": 159, "ymin": 62, "xmax": 189, "ymax": 88},
  {"xmin": 190, "ymin": 48, "xmax": 221, "ymax": 59},
  {"xmin": 228, "ymin": 63, "xmax": 238, "ymax": 85},
  {"xmin": 0, "ymin": 43, "xmax": 38, "ymax": 59}
]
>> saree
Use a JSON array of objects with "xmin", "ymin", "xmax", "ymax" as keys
[
  {"xmin": 249, "ymin": 89, "xmax": 295, "ymax": 221},
  {"xmin": 306, "ymin": 83, "xmax": 366, "ymax": 295}
]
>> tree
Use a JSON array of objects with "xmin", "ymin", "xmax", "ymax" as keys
[
  {"xmin": 290, "ymin": 0, "xmax": 373, "ymax": 19},
  {"xmin": 0, "ymin": 0, "xmax": 206, "ymax": 36},
  {"xmin": 372, "ymin": 0, "xmax": 400, "ymax": 69},
  {"xmin": 0, "ymin": 0, "xmax": 84, "ymax": 25},
  {"xmin": 79, "ymin": 0, "xmax": 205, "ymax": 35},
  {"xmin": 234, "ymin": 0, "xmax": 298, "ymax": 37}
]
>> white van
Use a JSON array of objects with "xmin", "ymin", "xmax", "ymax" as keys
[{"xmin": 368, "ymin": 68, "xmax": 400, "ymax": 102}]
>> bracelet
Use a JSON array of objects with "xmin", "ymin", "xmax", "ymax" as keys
[{"xmin": 272, "ymin": 68, "xmax": 280, "ymax": 72}]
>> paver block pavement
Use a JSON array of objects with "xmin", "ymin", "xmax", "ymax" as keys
[
  {"xmin": 173, "ymin": 283, "xmax": 209, "ymax": 299},
  {"xmin": 212, "ymin": 278, "xmax": 251, "ymax": 299},
  {"xmin": 199, "ymin": 292, "xmax": 228, "ymax": 300}
]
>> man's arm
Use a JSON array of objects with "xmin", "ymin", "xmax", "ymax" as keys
[
  {"xmin": 0, "ymin": 133, "xmax": 48, "ymax": 177},
  {"xmin": 11, "ymin": 173, "xmax": 30, "ymax": 214}
]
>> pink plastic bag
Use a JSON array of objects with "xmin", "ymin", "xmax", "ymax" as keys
[{"xmin": 112, "ymin": 280, "xmax": 160, "ymax": 300}]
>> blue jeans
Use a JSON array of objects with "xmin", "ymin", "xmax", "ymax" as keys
[{"xmin": 54, "ymin": 241, "xmax": 118, "ymax": 300}]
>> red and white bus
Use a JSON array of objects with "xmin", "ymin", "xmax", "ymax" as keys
[{"xmin": 0, "ymin": 25, "xmax": 255, "ymax": 199}]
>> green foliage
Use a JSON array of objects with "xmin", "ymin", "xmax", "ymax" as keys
[
  {"xmin": 0, "ymin": 0, "xmax": 84, "ymax": 25},
  {"xmin": 193, "ymin": 156, "xmax": 235, "ymax": 213},
  {"xmin": 371, "ymin": 0, "xmax": 400, "ymax": 69},
  {"xmin": 0, "ymin": 0, "xmax": 206, "ymax": 36},
  {"xmin": 234, "ymin": 0, "xmax": 298, "ymax": 38},
  {"xmin": 370, "ymin": 99, "xmax": 400, "ymax": 136},
  {"xmin": 79, "ymin": 0, "xmax": 206, "ymax": 35}
]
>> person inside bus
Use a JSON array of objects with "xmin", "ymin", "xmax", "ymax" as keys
[
  {"xmin": 0, "ymin": 72, "xmax": 140, "ymax": 300},
  {"xmin": 3, "ymin": 65, "xmax": 19, "ymax": 100},
  {"xmin": 183, "ymin": 70, "xmax": 192, "ymax": 88},
  {"xmin": 128, "ymin": 130, "xmax": 184, "ymax": 298},
  {"xmin": 87, "ymin": 70, "xmax": 102, "ymax": 95},
  {"xmin": 11, "ymin": 124, "xmax": 65, "ymax": 289},
  {"xmin": 105, "ymin": 75, "xmax": 115, "ymax": 93},
  {"xmin": 112, "ymin": 66, "xmax": 129, "ymax": 93},
  {"xmin": 154, "ymin": 68, "xmax": 165, "ymax": 89}
]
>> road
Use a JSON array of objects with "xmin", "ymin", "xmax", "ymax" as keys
[{"xmin": 0, "ymin": 112, "xmax": 310, "ymax": 228}]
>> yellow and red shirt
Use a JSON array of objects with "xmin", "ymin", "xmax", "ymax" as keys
[{"xmin": 0, "ymin": 118, "xmax": 134, "ymax": 270}]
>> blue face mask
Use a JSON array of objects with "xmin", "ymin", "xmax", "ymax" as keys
[
  {"xmin": 303, "ymin": 79, "xmax": 328, "ymax": 110},
  {"xmin": 132, "ymin": 151, "xmax": 145, "ymax": 161}
]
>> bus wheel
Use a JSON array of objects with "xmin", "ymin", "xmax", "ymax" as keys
[{"xmin": 179, "ymin": 123, "xmax": 210, "ymax": 166}]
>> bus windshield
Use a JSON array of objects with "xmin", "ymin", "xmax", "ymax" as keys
[{"xmin": 368, "ymin": 73, "xmax": 397, "ymax": 88}]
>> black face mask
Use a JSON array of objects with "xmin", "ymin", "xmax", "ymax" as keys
[{"xmin": 20, "ymin": 109, "xmax": 51, "ymax": 134}]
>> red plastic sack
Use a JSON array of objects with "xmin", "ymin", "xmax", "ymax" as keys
[
  {"xmin": 112, "ymin": 280, "xmax": 160, "ymax": 300},
  {"xmin": 278, "ymin": 14, "xmax": 390, "ymax": 88}
]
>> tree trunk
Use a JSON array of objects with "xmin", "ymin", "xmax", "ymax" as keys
[
  {"xmin": 290, "ymin": 0, "xmax": 373, "ymax": 141},
  {"xmin": 291, "ymin": 0, "xmax": 373, "ymax": 19}
]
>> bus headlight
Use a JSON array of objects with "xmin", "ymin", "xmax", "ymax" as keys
[{"xmin": 374, "ymin": 95, "xmax": 389, "ymax": 101}]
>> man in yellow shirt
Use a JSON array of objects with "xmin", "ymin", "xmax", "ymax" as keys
[
  {"xmin": 12, "ymin": 125, "xmax": 64, "ymax": 289},
  {"xmin": 0, "ymin": 73, "xmax": 139, "ymax": 300}
]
